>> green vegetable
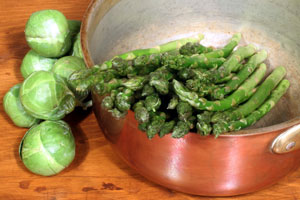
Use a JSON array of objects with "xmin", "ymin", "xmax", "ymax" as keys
[
  {"xmin": 167, "ymin": 95, "xmax": 179, "ymax": 110},
  {"xmin": 20, "ymin": 71, "xmax": 76, "ymax": 120},
  {"xmin": 3, "ymin": 84, "xmax": 39, "ymax": 127},
  {"xmin": 20, "ymin": 50, "xmax": 57, "ymax": 79},
  {"xmin": 176, "ymin": 101, "xmax": 193, "ymax": 122},
  {"xmin": 20, "ymin": 120, "xmax": 75, "ymax": 176},
  {"xmin": 212, "ymin": 50, "xmax": 268, "ymax": 99},
  {"xmin": 67, "ymin": 20, "xmax": 81, "ymax": 43},
  {"xmin": 64, "ymin": 32, "xmax": 289, "ymax": 138},
  {"xmin": 159, "ymin": 120, "xmax": 176, "ymax": 137},
  {"xmin": 216, "ymin": 66, "xmax": 286, "ymax": 122},
  {"xmin": 213, "ymin": 79, "xmax": 290, "ymax": 135},
  {"xmin": 71, "ymin": 33, "xmax": 83, "ymax": 58},
  {"xmin": 52, "ymin": 56, "xmax": 86, "ymax": 81},
  {"xmin": 196, "ymin": 111, "xmax": 213, "ymax": 135},
  {"xmin": 172, "ymin": 121, "xmax": 190, "ymax": 138},
  {"xmin": 179, "ymin": 42, "xmax": 213, "ymax": 56},
  {"xmin": 173, "ymin": 64, "xmax": 266, "ymax": 111},
  {"xmin": 205, "ymin": 33, "xmax": 242, "ymax": 58},
  {"xmin": 146, "ymin": 113, "xmax": 166, "ymax": 139},
  {"xmin": 162, "ymin": 54, "xmax": 226, "ymax": 70},
  {"xmin": 25, "ymin": 10, "xmax": 71, "ymax": 57},
  {"xmin": 52, "ymin": 56, "xmax": 88, "ymax": 102},
  {"xmin": 99, "ymin": 34, "xmax": 204, "ymax": 71},
  {"xmin": 213, "ymin": 44, "xmax": 257, "ymax": 80},
  {"xmin": 145, "ymin": 94, "xmax": 161, "ymax": 112}
]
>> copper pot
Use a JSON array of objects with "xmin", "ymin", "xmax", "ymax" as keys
[{"xmin": 80, "ymin": 0, "xmax": 300, "ymax": 196}]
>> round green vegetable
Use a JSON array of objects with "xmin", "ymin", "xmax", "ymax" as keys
[
  {"xmin": 20, "ymin": 50, "xmax": 57, "ymax": 79},
  {"xmin": 25, "ymin": 9, "xmax": 71, "ymax": 58},
  {"xmin": 3, "ymin": 84, "xmax": 39, "ymax": 127},
  {"xmin": 20, "ymin": 71, "xmax": 76, "ymax": 120},
  {"xmin": 52, "ymin": 56, "xmax": 86, "ymax": 81},
  {"xmin": 52, "ymin": 56, "xmax": 87, "ymax": 101},
  {"xmin": 19, "ymin": 120, "xmax": 75, "ymax": 176}
]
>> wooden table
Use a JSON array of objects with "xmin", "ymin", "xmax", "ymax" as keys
[{"xmin": 1, "ymin": 0, "xmax": 300, "ymax": 199}]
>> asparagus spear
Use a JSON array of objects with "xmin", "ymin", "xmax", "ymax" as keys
[
  {"xmin": 145, "ymin": 93, "xmax": 161, "ymax": 112},
  {"xmin": 211, "ymin": 87, "xmax": 258, "ymax": 123},
  {"xmin": 213, "ymin": 79, "xmax": 290, "ymax": 135},
  {"xmin": 134, "ymin": 106, "xmax": 150, "ymax": 124},
  {"xmin": 215, "ymin": 73, "xmax": 236, "ymax": 84},
  {"xmin": 194, "ymin": 45, "xmax": 257, "ymax": 83},
  {"xmin": 167, "ymin": 95, "xmax": 179, "ymax": 109},
  {"xmin": 159, "ymin": 120, "xmax": 176, "ymax": 137},
  {"xmin": 162, "ymin": 54, "xmax": 226, "ymax": 70},
  {"xmin": 142, "ymin": 84, "xmax": 155, "ymax": 96},
  {"xmin": 173, "ymin": 64, "xmax": 267, "ymax": 111},
  {"xmin": 179, "ymin": 42, "xmax": 213, "ymax": 56},
  {"xmin": 217, "ymin": 66, "xmax": 286, "ymax": 122},
  {"xmin": 215, "ymin": 44, "xmax": 257, "ymax": 79},
  {"xmin": 172, "ymin": 121, "xmax": 191, "ymax": 138},
  {"xmin": 109, "ymin": 108, "xmax": 128, "ymax": 119},
  {"xmin": 146, "ymin": 113, "xmax": 166, "ymax": 139},
  {"xmin": 101, "ymin": 96, "xmax": 114, "ymax": 110},
  {"xmin": 99, "ymin": 34, "xmax": 204, "ymax": 70},
  {"xmin": 115, "ymin": 88, "xmax": 134, "ymax": 112},
  {"xmin": 176, "ymin": 101, "xmax": 193, "ymax": 122},
  {"xmin": 212, "ymin": 50, "xmax": 268, "ymax": 99},
  {"xmin": 204, "ymin": 33, "xmax": 242, "ymax": 58},
  {"xmin": 196, "ymin": 111, "xmax": 213, "ymax": 135}
]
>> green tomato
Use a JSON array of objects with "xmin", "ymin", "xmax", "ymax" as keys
[
  {"xmin": 20, "ymin": 71, "xmax": 76, "ymax": 120},
  {"xmin": 3, "ymin": 84, "xmax": 39, "ymax": 127},
  {"xmin": 25, "ymin": 9, "xmax": 71, "ymax": 58},
  {"xmin": 72, "ymin": 33, "xmax": 83, "ymax": 58},
  {"xmin": 20, "ymin": 50, "xmax": 57, "ymax": 79},
  {"xmin": 52, "ymin": 56, "xmax": 86, "ymax": 81},
  {"xmin": 19, "ymin": 120, "xmax": 75, "ymax": 176}
]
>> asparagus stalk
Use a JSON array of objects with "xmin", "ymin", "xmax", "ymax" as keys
[
  {"xmin": 176, "ymin": 101, "xmax": 193, "ymax": 122},
  {"xmin": 194, "ymin": 45, "xmax": 257, "ymax": 83},
  {"xmin": 212, "ymin": 51, "xmax": 268, "ymax": 99},
  {"xmin": 204, "ymin": 33, "xmax": 242, "ymax": 58},
  {"xmin": 159, "ymin": 120, "xmax": 176, "ymax": 137},
  {"xmin": 179, "ymin": 42, "xmax": 213, "ymax": 56},
  {"xmin": 196, "ymin": 111, "xmax": 213, "ymax": 135},
  {"xmin": 115, "ymin": 88, "xmax": 135, "ymax": 112},
  {"xmin": 146, "ymin": 113, "xmax": 166, "ymax": 139},
  {"xmin": 142, "ymin": 84, "xmax": 155, "ymax": 96},
  {"xmin": 172, "ymin": 121, "xmax": 191, "ymax": 138},
  {"xmin": 218, "ymin": 66, "xmax": 286, "ymax": 122},
  {"xmin": 173, "ymin": 64, "xmax": 267, "ymax": 111},
  {"xmin": 215, "ymin": 44, "xmax": 257, "ymax": 78},
  {"xmin": 162, "ymin": 54, "xmax": 226, "ymax": 70},
  {"xmin": 99, "ymin": 34, "xmax": 204, "ymax": 70},
  {"xmin": 145, "ymin": 93, "xmax": 161, "ymax": 112},
  {"xmin": 167, "ymin": 95, "xmax": 179, "ymax": 109},
  {"xmin": 213, "ymin": 79, "xmax": 290, "ymax": 135}
]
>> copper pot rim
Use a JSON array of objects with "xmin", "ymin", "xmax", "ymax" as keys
[{"xmin": 80, "ymin": 0, "xmax": 300, "ymax": 138}]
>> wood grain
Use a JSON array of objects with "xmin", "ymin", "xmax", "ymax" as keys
[{"xmin": 0, "ymin": 0, "xmax": 300, "ymax": 199}]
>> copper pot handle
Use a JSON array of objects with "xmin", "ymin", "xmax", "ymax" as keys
[{"xmin": 271, "ymin": 124, "xmax": 300, "ymax": 154}]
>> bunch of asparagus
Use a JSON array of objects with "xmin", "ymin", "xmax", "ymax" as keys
[{"xmin": 69, "ymin": 33, "xmax": 290, "ymax": 138}]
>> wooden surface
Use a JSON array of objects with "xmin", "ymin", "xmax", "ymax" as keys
[{"xmin": 1, "ymin": 0, "xmax": 300, "ymax": 199}]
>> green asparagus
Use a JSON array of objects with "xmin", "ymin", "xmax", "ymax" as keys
[{"xmin": 213, "ymin": 79, "xmax": 290, "ymax": 135}]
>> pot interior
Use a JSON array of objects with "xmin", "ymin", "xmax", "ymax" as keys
[{"xmin": 85, "ymin": 0, "xmax": 300, "ymax": 128}]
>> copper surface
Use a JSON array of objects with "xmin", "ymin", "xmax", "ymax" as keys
[
  {"xmin": 92, "ymin": 97, "xmax": 300, "ymax": 196},
  {"xmin": 82, "ymin": 0, "xmax": 300, "ymax": 196}
]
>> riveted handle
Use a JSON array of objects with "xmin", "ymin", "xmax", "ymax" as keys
[{"xmin": 271, "ymin": 124, "xmax": 300, "ymax": 154}]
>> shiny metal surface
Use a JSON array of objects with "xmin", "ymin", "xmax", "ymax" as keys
[
  {"xmin": 81, "ymin": 0, "xmax": 300, "ymax": 196},
  {"xmin": 272, "ymin": 124, "xmax": 300, "ymax": 154}
]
